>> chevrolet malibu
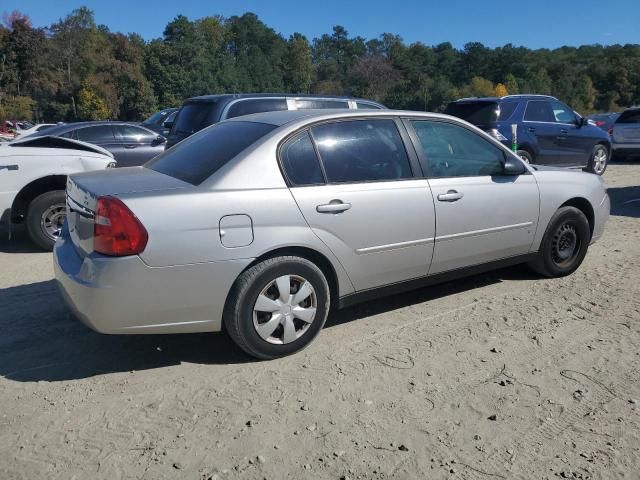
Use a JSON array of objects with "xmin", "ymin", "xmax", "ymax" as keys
[{"xmin": 54, "ymin": 110, "xmax": 609, "ymax": 359}]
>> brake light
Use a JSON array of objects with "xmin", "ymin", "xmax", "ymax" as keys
[
  {"xmin": 94, "ymin": 196, "xmax": 148, "ymax": 256},
  {"xmin": 596, "ymin": 121, "xmax": 606, "ymax": 127}
]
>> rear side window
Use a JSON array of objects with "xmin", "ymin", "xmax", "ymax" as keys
[
  {"xmin": 75, "ymin": 126, "xmax": 115, "ymax": 143},
  {"xmin": 355, "ymin": 102, "xmax": 383, "ymax": 110},
  {"xmin": 497, "ymin": 102, "xmax": 518, "ymax": 121},
  {"xmin": 280, "ymin": 132, "xmax": 325, "ymax": 186},
  {"xmin": 147, "ymin": 121, "xmax": 277, "ymax": 185},
  {"xmin": 524, "ymin": 101, "xmax": 555, "ymax": 122},
  {"xmin": 174, "ymin": 103, "xmax": 214, "ymax": 134},
  {"xmin": 226, "ymin": 99, "xmax": 288, "ymax": 119},
  {"xmin": 444, "ymin": 102, "xmax": 499, "ymax": 126},
  {"xmin": 115, "ymin": 125, "xmax": 156, "ymax": 143},
  {"xmin": 296, "ymin": 99, "xmax": 349, "ymax": 110},
  {"xmin": 311, "ymin": 119, "xmax": 412, "ymax": 183},
  {"xmin": 616, "ymin": 110, "xmax": 640, "ymax": 124}
]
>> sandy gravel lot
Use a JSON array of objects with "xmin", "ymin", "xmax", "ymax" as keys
[{"xmin": 1, "ymin": 164, "xmax": 639, "ymax": 480}]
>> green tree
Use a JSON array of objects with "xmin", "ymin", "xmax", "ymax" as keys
[
  {"xmin": 283, "ymin": 33, "xmax": 313, "ymax": 93},
  {"xmin": 76, "ymin": 85, "xmax": 110, "ymax": 119},
  {"xmin": 504, "ymin": 73, "xmax": 519, "ymax": 95}
]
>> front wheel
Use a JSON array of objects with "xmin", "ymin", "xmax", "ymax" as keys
[
  {"xmin": 224, "ymin": 256, "xmax": 330, "ymax": 359},
  {"xmin": 528, "ymin": 206, "xmax": 591, "ymax": 278},
  {"xmin": 26, "ymin": 190, "xmax": 66, "ymax": 251},
  {"xmin": 516, "ymin": 150, "xmax": 533, "ymax": 164},
  {"xmin": 586, "ymin": 144, "xmax": 608, "ymax": 175}
]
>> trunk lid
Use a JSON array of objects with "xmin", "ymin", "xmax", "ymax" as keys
[{"xmin": 66, "ymin": 167, "xmax": 190, "ymax": 256}]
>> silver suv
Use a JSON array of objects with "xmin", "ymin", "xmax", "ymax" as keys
[
  {"xmin": 55, "ymin": 110, "xmax": 609, "ymax": 359},
  {"xmin": 612, "ymin": 107, "xmax": 640, "ymax": 160}
]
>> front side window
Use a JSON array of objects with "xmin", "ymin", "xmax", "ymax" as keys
[
  {"xmin": 296, "ymin": 99, "xmax": 349, "ymax": 110},
  {"xmin": 550, "ymin": 101, "xmax": 577, "ymax": 123},
  {"xmin": 280, "ymin": 132, "xmax": 325, "ymax": 186},
  {"xmin": 226, "ymin": 99, "xmax": 288, "ymax": 119},
  {"xmin": 75, "ymin": 126, "xmax": 115, "ymax": 143},
  {"xmin": 147, "ymin": 121, "xmax": 277, "ymax": 185},
  {"xmin": 411, "ymin": 120, "xmax": 505, "ymax": 178},
  {"xmin": 311, "ymin": 119, "xmax": 412, "ymax": 183},
  {"xmin": 524, "ymin": 101, "xmax": 555, "ymax": 123}
]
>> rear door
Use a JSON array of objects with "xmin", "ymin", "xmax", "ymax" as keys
[
  {"xmin": 407, "ymin": 119, "xmax": 539, "ymax": 274},
  {"xmin": 285, "ymin": 118, "xmax": 436, "ymax": 291},
  {"xmin": 523, "ymin": 100, "xmax": 563, "ymax": 165}
]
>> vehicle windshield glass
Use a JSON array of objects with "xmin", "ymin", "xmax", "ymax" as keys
[
  {"xmin": 174, "ymin": 102, "xmax": 216, "ymax": 134},
  {"xmin": 616, "ymin": 110, "xmax": 640, "ymax": 124},
  {"xmin": 147, "ymin": 121, "xmax": 277, "ymax": 185},
  {"xmin": 444, "ymin": 102, "xmax": 499, "ymax": 126},
  {"xmin": 143, "ymin": 110, "xmax": 172, "ymax": 125}
]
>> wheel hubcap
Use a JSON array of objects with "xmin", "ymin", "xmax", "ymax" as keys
[
  {"xmin": 593, "ymin": 149, "xmax": 607, "ymax": 173},
  {"xmin": 252, "ymin": 274, "xmax": 317, "ymax": 345},
  {"xmin": 519, "ymin": 154, "xmax": 530, "ymax": 163},
  {"xmin": 40, "ymin": 203, "xmax": 66, "ymax": 240},
  {"xmin": 552, "ymin": 222, "xmax": 579, "ymax": 265}
]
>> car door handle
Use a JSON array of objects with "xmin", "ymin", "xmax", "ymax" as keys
[
  {"xmin": 437, "ymin": 190, "xmax": 464, "ymax": 202},
  {"xmin": 527, "ymin": 127, "xmax": 536, "ymax": 133},
  {"xmin": 124, "ymin": 144, "xmax": 138, "ymax": 149},
  {"xmin": 316, "ymin": 200, "xmax": 352, "ymax": 213},
  {"xmin": 0, "ymin": 164, "xmax": 19, "ymax": 171},
  {"xmin": 559, "ymin": 129, "xmax": 568, "ymax": 134}
]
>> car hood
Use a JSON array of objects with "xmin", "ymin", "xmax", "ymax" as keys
[{"xmin": 8, "ymin": 135, "xmax": 114, "ymax": 158}]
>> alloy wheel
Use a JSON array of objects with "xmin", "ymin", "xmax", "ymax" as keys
[{"xmin": 592, "ymin": 148, "xmax": 607, "ymax": 174}]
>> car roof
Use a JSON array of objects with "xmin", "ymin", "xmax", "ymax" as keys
[
  {"xmin": 184, "ymin": 93, "xmax": 384, "ymax": 105},
  {"xmin": 225, "ymin": 108, "xmax": 454, "ymax": 127},
  {"xmin": 451, "ymin": 94, "xmax": 558, "ymax": 103}
]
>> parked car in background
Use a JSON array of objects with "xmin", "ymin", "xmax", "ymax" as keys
[
  {"xmin": 28, "ymin": 121, "xmax": 166, "ymax": 167},
  {"xmin": 166, "ymin": 93, "xmax": 386, "ymax": 148},
  {"xmin": 55, "ymin": 109, "xmax": 608, "ymax": 359},
  {"xmin": 444, "ymin": 95, "xmax": 611, "ymax": 175},
  {"xmin": 0, "ymin": 135, "xmax": 115, "ymax": 249},
  {"xmin": 13, "ymin": 123, "xmax": 57, "ymax": 139},
  {"xmin": 586, "ymin": 112, "xmax": 620, "ymax": 133},
  {"xmin": 141, "ymin": 108, "xmax": 178, "ymax": 137},
  {"xmin": 611, "ymin": 107, "xmax": 640, "ymax": 160}
]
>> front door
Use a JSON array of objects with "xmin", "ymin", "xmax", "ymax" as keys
[
  {"xmin": 407, "ymin": 119, "xmax": 540, "ymax": 274},
  {"xmin": 282, "ymin": 119, "xmax": 436, "ymax": 291},
  {"xmin": 523, "ymin": 100, "xmax": 564, "ymax": 165}
]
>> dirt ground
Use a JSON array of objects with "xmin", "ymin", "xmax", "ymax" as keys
[{"xmin": 1, "ymin": 164, "xmax": 639, "ymax": 480}]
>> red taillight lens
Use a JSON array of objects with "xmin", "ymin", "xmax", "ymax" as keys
[
  {"xmin": 94, "ymin": 196, "xmax": 148, "ymax": 256},
  {"xmin": 596, "ymin": 121, "xmax": 606, "ymax": 126}
]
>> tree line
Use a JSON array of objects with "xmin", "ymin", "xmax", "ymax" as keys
[{"xmin": 1, "ymin": 7, "xmax": 639, "ymax": 122}]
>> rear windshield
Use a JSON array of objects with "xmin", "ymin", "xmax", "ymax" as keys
[
  {"xmin": 616, "ymin": 110, "xmax": 640, "ymax": 124},
  {"xmin": 444, "ymin": 102, "xmax": 499, "ymax": 125},
  {"xmin": 147, "ymin": 121, "xmax": 277, "ymax": 185},
  {"xmin": 174, "ymin": 102, "xmax": 216, "ymax": 135}
]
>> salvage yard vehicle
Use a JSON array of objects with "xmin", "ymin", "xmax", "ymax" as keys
[
  {"xmin": 0, "ymin": 136, "xmax": 116, "ymax": 250},
  {"xmin": 611, "ymin": 107, "xmax": 640, "ymax": 160},
  {"xmin": 165, "ymin": 93, "xmax": 386, "ymax": 148},
  {"xmin": 54, "ymin": 110, "xmax": 609, "ymax": 359},
  {"xmin": 445, "ymin": 95, "xmax": 611, "ymax": 175},
  {"xmin": 29, "ymin": 121, "xmax": 167, "ymax": 167}
]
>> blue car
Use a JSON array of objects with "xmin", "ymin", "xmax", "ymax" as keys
[{"xmin": 444, "ymin": 95, "xmax": 611, "ymax": 175}]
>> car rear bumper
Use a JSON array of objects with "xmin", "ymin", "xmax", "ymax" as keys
[
  {"xmin": 53, "ymin": 227, "xmax": 252, "ymax": 334},
  {"xmin": 612, "ymin": 143, "xmax": 640, "ymax": 154},
  {"xmin": 591, "ymin": 193, "xmax": 609, "ymax": 244}
]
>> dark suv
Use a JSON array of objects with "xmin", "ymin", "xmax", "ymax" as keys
[
  {"xmin": 444, "ymin": 95, "xmax": 611, "ymax": 175},
  {"xmin": 166, "ymin": 93, "xmax": 386, "ymax": 148}
]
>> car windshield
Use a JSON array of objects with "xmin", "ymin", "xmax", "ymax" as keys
[
  {"xmin": 143, "ymin": 110, "xmax": 173, "ymax": 125},
  {"xmin": 444, "ymin": 102, "xmax": 499, "ymax": 126},
  {"xmin": 174, "ymin": 102, "xmax": 216, "ymax": 135},
  {"xmin": 616, "ymin": 110, "xmax": 640, "ymax": 124},
  {"xmin": 147, "ymin": 120, "xmax": 277, "ymax": 185}
]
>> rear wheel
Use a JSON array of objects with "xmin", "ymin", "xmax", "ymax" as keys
[
  {"xmin": 528, "ymin": 206, "xmax": 591, "ymax": 278},
  {"xmin": 26, "ymin": 190, "xmax": 66, "ymax": 251},
  {"xmin": 224, "ymin": 256, "xmax": 330, "ymax": 359},
  {"xmin": 586, "ymin": 144, "xmax": 608, "ymax": 175},
  {"xmin": 517, "ymin": 150, "xmax": 533, "ymax": 164}
]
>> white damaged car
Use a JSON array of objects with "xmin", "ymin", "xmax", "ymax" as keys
[{"xmin": 0, "ymin": 136, "xmax": 116, "ymax": 249}]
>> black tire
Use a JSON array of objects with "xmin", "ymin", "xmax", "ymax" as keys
[
  {"xmin": 224, "ymin": 256, "xmax": 330, "ymax": 360},
  {"xmin": 516, "ymin": 150, "xmax": 534, "ymax": 164},
  {"xmin": 585, "ymin": 144, "xmax": 608, "ymax": 175},
  {"xmin": 26, "ymin": 190, "xmax": 66, "ymax": 251},
  {"xmin": 528, "ymin": 206, "xmax": 591, "ymax": 278}
]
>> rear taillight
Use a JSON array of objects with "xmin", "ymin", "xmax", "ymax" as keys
[
  {"xmin": 596, "ymin": 121, "xmax": 606, "ymax": 127},
  {"xmin": 94, "ymin": 196, "xmax": 148, "ymax": 256}
]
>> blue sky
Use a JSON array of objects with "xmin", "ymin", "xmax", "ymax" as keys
[{"xmin": 5, "ymin": 0, "xmax": 639, "ymax": 48}]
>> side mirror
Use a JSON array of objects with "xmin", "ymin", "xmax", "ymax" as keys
[
  {"xmin": 152, "ymin": 135, "xmax": 166, "ymax": 146},
  {"xmin": 503, "ymin": 156, "xmax": 527, "ymax": 175}
]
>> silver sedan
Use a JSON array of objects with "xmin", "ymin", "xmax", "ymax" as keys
[{"xmin": 54, "ymin": 110, "xmax": 609, "ymax": 359}]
